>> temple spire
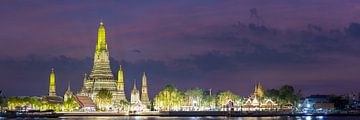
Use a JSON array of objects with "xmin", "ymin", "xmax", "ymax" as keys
[
  {"xmin": 95, "ymin": 19, "xmax": 108, "ymax": 57},
  {"xmin": 89, "ymin": 19, "xmax": 114, "ymax": 80},
  {"xmin": 142, "ymin": 72, "xmax": 147, "ymax": 86},
  {"xmin": 131, "ymin": 79, "xmax": 140, "ymax": 104},
  {"xmin": 141, "ymin": 72, "xmax": 150, "ymax": 105},
  {"xmin": 133, "ymin": 79, "xmax": 137, "ymax": 91},
  {"xmin": 100, "ymin": 19, "xmax": 104, "ymax": 25},
  {"xmin": 116, "ymin": 65, "xmax": 127, "ymax": 101},
  {"xmin": 117, "ymin": 65, "xmax": 124, "ymax": 91},
  {"xmin": 256, "ymin": 81, "xmax": 264, "ymax": 97},
  {"xmin": 67, "ymin": 81, "xmax": 71, "ymax": 92},
  {"xmin": 83, "ymin": 73, "xmax": 87, "ymax": 80},
  {"xmin": 49, "ymin": 68, "xmax": 56, "ymax": 96}
]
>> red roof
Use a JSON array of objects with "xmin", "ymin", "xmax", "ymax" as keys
[{"xmin": 75, "ymin": 96, "xmax": 95, "ymax": 108}]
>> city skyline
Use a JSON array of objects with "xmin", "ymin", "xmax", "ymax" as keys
[{"xmin": 1, "ymin": 0, "xmax": 360, "ymax": 98}]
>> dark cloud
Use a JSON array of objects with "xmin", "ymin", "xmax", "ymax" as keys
[
  {"xmin": 131, "ymin": 49, "xmax": 142, "ymax": 54},
  {"xmin": 346, "ymin": 23, "xmax": 360, "ymax": 37}
]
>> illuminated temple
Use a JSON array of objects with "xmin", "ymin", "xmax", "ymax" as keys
[
  {"xmin": 79, "ymin": 20, "xmax": 127, "ymax": 103},
  {"xmin": 243, "ymin": 82, "xmax": 278, "ymax": 111},
  {"xmin": 76, "ymin": 20, "xmax": 150, "ymax": 110}
]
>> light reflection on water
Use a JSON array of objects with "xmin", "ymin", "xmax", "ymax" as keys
[
  {"xmin": 0, "ymin": 116, "xmax": 356, "ymax": 120},
  {"xmin": 57, "ymin": 116, "xmax": 360, "ymax": 120}
]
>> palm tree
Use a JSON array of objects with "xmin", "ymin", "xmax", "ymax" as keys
[
  {"xmin": 8, "ymin": 96, "xmax": 25, "ymax": 110},
  {"xmin": 118, "ymin": 100, "xmax": 129, "ymax": 111},
  {"xmin": 63, "ymin": 97, "xmax": 79, "ymax": 112},
  {"xmin": 95, "ymin": 88, "xmax": 113, "ymax": 111}
]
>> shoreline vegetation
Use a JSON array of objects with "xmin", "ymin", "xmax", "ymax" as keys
[
  {"xmin": 2, "ymin": 111, "xmax": 360, "ymax": 118},
  {"xmin": 0, "ymin": 84, "xmax": 355, "ymax": 118}
]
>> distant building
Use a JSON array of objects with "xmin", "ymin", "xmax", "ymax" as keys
[
  {"xmin": 300, "ymin": 95, "xmax": 334, "ymax": 113},
  {"xmin": 344, "ymin": 92, "xmax": 360, "ymax": 110}
]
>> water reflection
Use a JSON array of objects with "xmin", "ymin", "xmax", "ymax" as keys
[{"xmin": 58, "ymin": 116, "xmax": 360, "ymax": 120}]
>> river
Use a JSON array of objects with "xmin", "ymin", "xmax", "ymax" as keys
[{"xmin": 55, "ymin": 116, "xmax": 360, "ymax": 120}]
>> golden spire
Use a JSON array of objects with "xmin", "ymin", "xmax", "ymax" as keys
[
  {"xmin": 49, "ymin": 68, "xmax": 56, "ymax": 96},
  {"xmin": 95, "ymin": 19, "xmax": 107, "ymax": 57},
  {"xmin": 117, "ymin": 65, "xmax": 124, "ymax": 91},
  {"xmin": 100, "ymin": 19, "xmax": 104, "ymax": 26},
  {"xmin": 256, "ymin": 81, "xmax": 264, "ymax": 97}
]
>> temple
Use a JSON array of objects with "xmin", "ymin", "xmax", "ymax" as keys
[
  {"xmin": 40, "ymin": 20, "xmax": 153, "ymax": 112},
  {"xmin": 243, "ymin": 81, "xmax": 278, "ymax": 111},
  {"xmin": 82, "ymin": 20, "xmax": 123, "ymax": 104}
]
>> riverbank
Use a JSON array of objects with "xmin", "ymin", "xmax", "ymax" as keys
[
  {"xmin": 3, "ymin": 111, "xmax": 360, "ymax": 118},
  {"xmin": 59, "ymin": 111, "xmax": 360, "ymax": 117}
]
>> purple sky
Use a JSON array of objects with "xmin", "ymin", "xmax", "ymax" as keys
[{"xmin": 1, "ymin": 0, "xmax": 360, "ymax": 98}]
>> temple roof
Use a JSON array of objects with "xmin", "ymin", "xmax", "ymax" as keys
[{"xmin": 75, "ymin": 96, "xmax": 95, "ymax": 108}]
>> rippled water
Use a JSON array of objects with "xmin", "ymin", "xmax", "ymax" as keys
[{"xmin": 57, "ymin": 116, "xmax": 360, "ymax": 120}]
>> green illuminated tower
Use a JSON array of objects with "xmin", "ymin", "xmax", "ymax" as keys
[
  {"xmin": 49, "ymin": 68, "xmax": 56, "ymax": 96},
  {"xmin": 141, "ymin": 72, "xmax": 150, "ymax": 105}
]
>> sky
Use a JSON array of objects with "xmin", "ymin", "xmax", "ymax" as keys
[{"xmin": 1, "ymin": 0, "xmax": 360, "ymax": 98}]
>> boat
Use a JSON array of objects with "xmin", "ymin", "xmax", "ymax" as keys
[{"xmin": 3, "ymin": 110, "xmax": 61, "ymax": 118}]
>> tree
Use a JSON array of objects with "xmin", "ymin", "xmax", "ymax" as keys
[
  {"xmin": 95, "ymin": 88, "xmax": 113, "ymax": 111},
  {"xmin": 0, "ymin": 95, "xmax": 6, "ymax": 111},
  {"xmin": 201, "ymin": 95, "xmax": 216, "ymax": 110},
  {"xmin": 8, "ymin": 96, "xmax": 25, "ymax": 110},
  {"xmin": 279, "ymin": 85, "xmax": 301, "ymax": 105},
  {"xmin": 265, "ymin": 85, "xmax": 301, "ymax": 108},
  {"xmin": 118, "ymin": 100, "xmax": 130, "ymax": 111},
  {"xmin": 265, "ymin": 89, "xmax": 280, "ymax": 102},
  {"xmin": 153, "ymin": 84, "xmax": 182, "ymax": 111},
  {"xmin": 328, "ymin": 95, "xmax": 348, "ymax": 110},
  {"xmin": 216, "ymin": 91, "xmax": 240, "ymax": 108},
  {"xmin": 63, "ymin": 97, "xmax": 79, "ymax": 112},
  {"xmin": 183, "ymin": 88, "xmax": 204, "ymax": 110}
]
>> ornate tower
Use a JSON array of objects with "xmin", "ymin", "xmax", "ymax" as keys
[
  {"xmin": 141, "ymin": 72, "xmax": 150, "ymax": 105},
  {"xmin": 83, "ymin": 20, "xmax": 118, "ymax": 101},
  {"xmin": 117, "ymin": 65, "xmax": 127, "ymax": 101},
  {"xmin": 49, "ymin": 68, "xmax": 56, "ymax": 96},
  {"xmin": 78, "ymin": 73, "xmax": 89, "ymax": 96},
  {"xmin": 89, "ymin": 20, "xmax": 114, "ymax": 80},
  {"xmin": 64, "ymin": 82, "xmax": 73, "ymax": 102},
  {"xmin": 131, "ymin": 80, "xmax": 140, "ymax": 104}
]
